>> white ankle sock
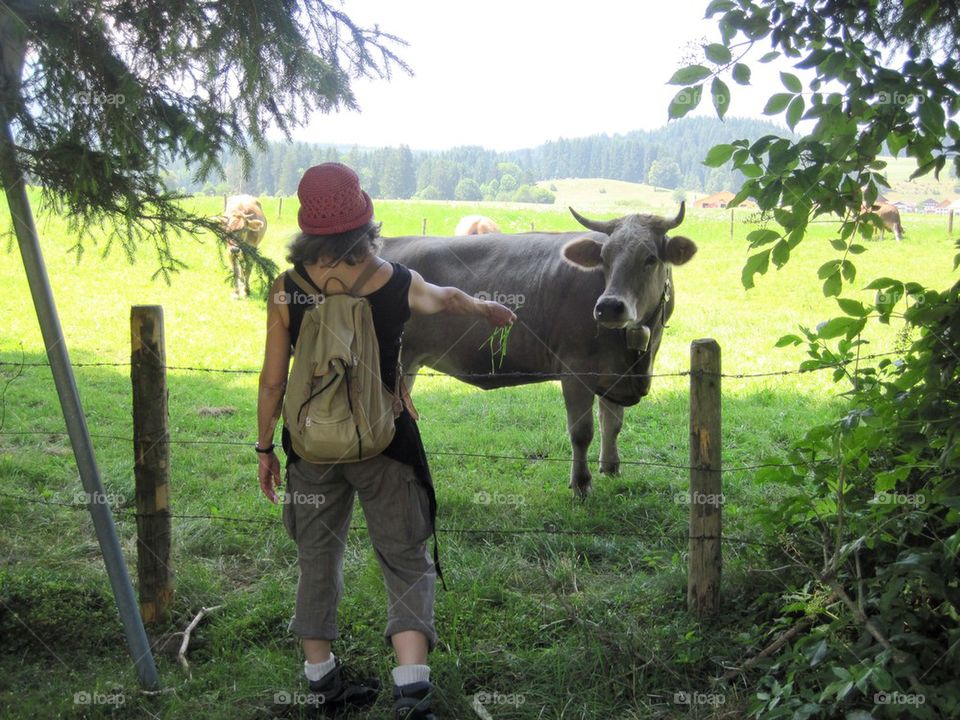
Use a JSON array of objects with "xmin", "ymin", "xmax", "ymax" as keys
[
  {"xmin": 304, "ymin": 653, "xmax": 337, "ymax": 682},
  {"xmin": 392, "ymin": 664, "xmax": 430, "ymax": 687}
]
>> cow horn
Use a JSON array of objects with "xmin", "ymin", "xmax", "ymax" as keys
[
  {"xmin": 663, "ymin": 202, "xmax": 685, "ymax": 230},
  {"xmin": 569, "ymin": 207, "xmax": 620, "ymax": 235}
]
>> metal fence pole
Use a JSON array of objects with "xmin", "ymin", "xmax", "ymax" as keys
[{"xmin": 0, "ymin": 112, "xmax": 160, "ymax": 691}]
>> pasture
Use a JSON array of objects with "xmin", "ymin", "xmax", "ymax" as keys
[{"xmin": 0, "ymin": 190, "xmax": 956, "ymax": 719}]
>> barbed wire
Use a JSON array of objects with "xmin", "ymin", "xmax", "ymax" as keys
[
  {"xmin": 0, "ymin": 429, "xmax": 828, "ymax": 473},
  {"xmin": 0, "ymin": 350, "xmax": 905, "ymax": 380},
  {"xmin": 0, "ymin": 489, "xmax": 780, "ymax": 549}
]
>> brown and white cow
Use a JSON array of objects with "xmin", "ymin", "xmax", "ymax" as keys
[
  {"xmin": 862, "ymin": 202, "xmax": 904, "ymax": 241},
  {"xmin": 221, "ymin": 194, "xmax": 267, "ymax": 298},
  {"xmin": 381, "ymin": 204, "xmax": 696, "ymax": 497},
  {"xmin": 455, "ymin": 215, "xmax": 501, "ymax": 236}
]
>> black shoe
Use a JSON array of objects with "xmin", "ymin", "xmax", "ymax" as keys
[
  {"xmin": 393, "ymin": 681, "xmax": 436, "ymax": 720},
  {"xmin": 307, "ymin": 658, "xmax": 381, "ymax": 717}
]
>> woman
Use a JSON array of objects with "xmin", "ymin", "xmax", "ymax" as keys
[{"xmin": 255, "ymin": 163, "xmax": 515, "ymax": 719}]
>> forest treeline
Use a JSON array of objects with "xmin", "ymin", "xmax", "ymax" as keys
[{"xmin": 163, "ymin": 116, "xmax": 789, "ymax": 202}]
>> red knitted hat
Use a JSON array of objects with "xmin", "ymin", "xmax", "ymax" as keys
[{"xmin": 297, "ymin": 163, "xmax": 374, "ymax": 235}]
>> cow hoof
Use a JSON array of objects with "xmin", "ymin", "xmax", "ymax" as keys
[
  {"xmin": 569, "ymin": 477, "xmax": 593, "ymax": 499},
  {"xmin": 600, "ymin": 460, "xmax": 621, "ymax": 476}
]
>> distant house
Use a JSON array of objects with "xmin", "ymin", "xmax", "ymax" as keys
[
  {"xmin": 891, "ymin": 200, "xmax": 916, "ymax": 213},
  {"xmin": 693, "ymin": 190, "xmax": 756, "ymax": 209},
  {"xmin": 918, "ymin": 198, "xmax": 940, "ymax": 213},
  {"xmin": 937, "ymin": 196, "xmax": 960, "ymax": 214}
]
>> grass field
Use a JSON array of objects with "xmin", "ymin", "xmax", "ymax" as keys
[{"xmin": 0, "ymin": 190, "xmax": 957, "ymax": 719}]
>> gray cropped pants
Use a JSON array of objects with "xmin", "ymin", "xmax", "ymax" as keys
[{"xmin": 282, "ymin": 452, "xmax": 437, "ymax": 650}]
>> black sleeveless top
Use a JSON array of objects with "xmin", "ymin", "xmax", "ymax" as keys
[{"xmin": 280, "ymin": 261, "xmax": 433, "ymax": 487}]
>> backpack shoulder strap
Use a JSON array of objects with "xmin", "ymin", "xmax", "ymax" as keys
[
  {"xmin": 286, "ymin": 267, "xmax": 322, "ymax": 299},
  {"xmin": 349, "ymin": 258, "xmax": 386, "ymax": 295}
]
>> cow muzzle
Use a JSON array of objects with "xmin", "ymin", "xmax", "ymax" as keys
[{"xmin": 594, "ymin": 296, "xmax": 633, "ymax": 328}]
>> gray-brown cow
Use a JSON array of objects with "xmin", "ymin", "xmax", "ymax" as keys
[{"xmin": 380, "ymin": 204, "xmax": 696, "ymax": 497}]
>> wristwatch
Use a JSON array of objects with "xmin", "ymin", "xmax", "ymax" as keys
[{"xmin": 254, "ymin": 443, "xmax": 275, "ymax": 454}]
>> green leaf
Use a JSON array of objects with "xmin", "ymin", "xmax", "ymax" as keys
[
  {"xmin": 668, "ymin": 85, "xmax": 703, "ymax": 119},
  {"xmin": 771, "ymin": 238, "xmax": 791, "ymax": 267},
  {"xmin": 840, "ymin": 259, "xmax": 856, "ymax": 283},
  {"xmin": 741, "ymin": 249, "xmax": 770, "ymax": 289},
  {"xmin": 837, "ymin": 298, "xmax": 868, "ymax": 317},
  {"xmin": 817, "ymin": 259, "xmax": 841, "ymax": 279},
  {"xmin": 775, "ymin": 334, "xmax": 803, "ymax": 347},
  {"xmin": 747, "ymin": 228, "xmax": 780, "ymax": 247},
  {"xmin": 704, "ymin": 43, "xmax": 732, "ymax": 64},
  {"xmin": 704, "ymin": 143, "xmax": 735, "ymax": 167},
  {"xmin": 668, "ymin": 65, "xmax": 712, "ymax": 85},
  {"xmin": 817, "ymin": 316, "xmax": 856, "ymax": 338},
  {"xmin": 848, "ymin": 244, "xmax": 866, "ymax": 254},
  {"xmin": 758, "ymin": 50, "xmax": 780, "ymax": 63},
  {"xmin": 763, "ymin": 93, "xmax": 793, "ymax": 115},
  {"xmin": 780, "ymin": 71, "xmax": 802, "ymax": 93},
  {"xmin": 711, "ymin": 77, "xmax": 730, "ymax": 119},
  {"xmin": 732, "ymin": 62, "xmax": 751, "ymax": 85},
  {"xmin": 786, "ymin": 95, "xmax": 805, "ymax": 129},
  {"xmin": 823, "ymin": 271, "xmax": 842, "ymax": 297}
]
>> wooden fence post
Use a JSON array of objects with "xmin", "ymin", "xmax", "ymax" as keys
[
  {"xmin": 421, "ymin": 218, "xmax": 427, "ymax": 236},
  {"xmin": 277, "ymin": 196, "xmax": 283, "ymax": 218},
  {"xmin": 949, "ymin": 209, "xmax": 954, "ymax": 236},
  {"xmin": 222, "ymin": 194, "xmax": 227, "ymax": 211},
  {"xmin": 131, "ymin": 305, "xmax": 173, "ymax": 625},
  {"xmin": 688, "ymin": 338, "xmax": 721, "ymax": 618},
  {"xmin": 729, "ymin": 208, "xmax": 735, "ymax": 241}
]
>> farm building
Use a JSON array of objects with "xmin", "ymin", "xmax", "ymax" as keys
[
  {"xmin": 918, "ymin": 198, "xmax": 941, "ymax": 213},
  {"xmin": 692, "ymin": 190, "xmax": 756, "ymax": 209},
  {"xmin": 891, "ymin": 200, "xmax": 916, "ymax": 213}
]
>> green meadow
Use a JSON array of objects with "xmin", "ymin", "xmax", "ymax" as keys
[{"xmin": 0, "ymin": 189, "xmax": 956, "ymax": 718}]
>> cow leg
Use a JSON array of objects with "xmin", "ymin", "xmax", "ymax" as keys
[
  {"xmin": 598, "ymin": 398, "xmax": 624, "ymax": 475},
  {"xmin": 242, "ymin": 257, "xmax": 253, "ymax": 297},
  {"xmin": 561, "ymin": 378, "xmax": 595, "ymax": 498},
  {"xmin": 230, "ymin": 253, "xmax": 243, "ymax": 299}
]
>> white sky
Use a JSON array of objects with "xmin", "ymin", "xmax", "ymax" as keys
[{"xmin": 289, "ymin": 0, "xmax": 797, "ymax": 151}]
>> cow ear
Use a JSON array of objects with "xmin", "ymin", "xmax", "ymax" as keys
[
  {"xmin": 562, "ymin": 235, "xmax": 604, "ymax": 270},
  {"xmin": 247, "ymin": 219, "xmax": 265, "ymax": 231},
  {"xmin": 663, "ymin": 235, "xmax": 697, "ymax": 265}
]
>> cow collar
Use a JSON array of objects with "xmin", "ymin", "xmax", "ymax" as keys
[{"xmin": 621, "ymin": 277, "xmax": 671, "ymax": 351}]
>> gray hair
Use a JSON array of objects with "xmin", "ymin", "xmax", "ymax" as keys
[{"xmin": 286, "ymin": 221, "xmax": 382, "ymax": 266}]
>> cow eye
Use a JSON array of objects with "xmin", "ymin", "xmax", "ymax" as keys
[{"xmin": 644, "ymin": 255, "xmax": 657, "ymax": 266}]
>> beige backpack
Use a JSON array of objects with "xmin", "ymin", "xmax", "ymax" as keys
[{"xmin": 282, "ymin": 262, "xmax": 401, "ymax": 463}]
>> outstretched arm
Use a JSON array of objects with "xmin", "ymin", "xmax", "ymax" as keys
[
  {"xmin": 256, "ymin": 275, "xmax": 291, "ymax": 503},
  {"xmin": 408, "ymin": 269, "xmax": 516, "ymax": 326}
]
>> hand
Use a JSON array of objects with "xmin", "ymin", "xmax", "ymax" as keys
[
  {"xmin": 482, "ymin": 301, "xmax": 516, "ymax": 327},
  {"xmin": 258, "ymin": 451, "xmax": 282, "ymax": 503}
]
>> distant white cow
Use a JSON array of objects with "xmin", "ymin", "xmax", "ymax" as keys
[
  {"xmin": 220, "ymin": 194, "xmax": 267, "ymax": 298},
  {"xmin": 455, "ymin": 215, "xmax": 500, "ymax": 236}
]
